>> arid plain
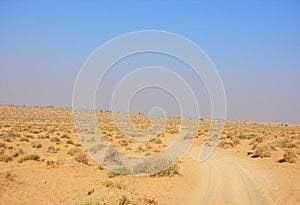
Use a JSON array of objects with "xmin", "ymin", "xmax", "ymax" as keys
[{"xmin": 0, "ymin": 105, "xmax": 299, "ymax": 205}]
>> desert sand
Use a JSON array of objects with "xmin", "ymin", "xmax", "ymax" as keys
[{"xmin": 0, "ymin": 105, "xmax": 299, "ymax": 204}]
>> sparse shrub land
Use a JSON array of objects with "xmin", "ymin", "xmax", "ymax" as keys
[{"xmin": 0, "ymin": 105, "xmax": 299, "ymax": 204}]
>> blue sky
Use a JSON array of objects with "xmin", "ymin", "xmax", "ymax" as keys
[{"xmin": 0, "ymin": 1, "xmax": 299, "ymax": 123}]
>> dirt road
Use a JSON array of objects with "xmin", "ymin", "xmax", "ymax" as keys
[{"xmin": 172, "ymin": 149, "xmax": 297, "ymax": 205}]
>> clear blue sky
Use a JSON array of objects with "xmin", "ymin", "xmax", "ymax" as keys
[{"xmin": 0, "ymin": 1, "xmax": 299, "ymax": 123}]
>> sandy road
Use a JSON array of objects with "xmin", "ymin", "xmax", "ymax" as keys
[
  {"xmin": 198, "ymin": 154, "xmax": 265, "ymax": 205},
  {"xmin": 173, "ymin": 148, "xmax": 296, "ymax": 205}
]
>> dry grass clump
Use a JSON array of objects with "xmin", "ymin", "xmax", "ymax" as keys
[
  {"xmin": 104, "ymin": 146, "xmax": 122, "ymax": 165},
  {"xmin": 118, "ymin": 140, "xmax": 128, "ymax": 147},
  {"xmin": 237, "ymin": 133, "xmax": 256, "ymax": 139},
  {"xmin": 66, "ymin": 139, "xmax": 74, "ymax": 145},
  {"xmin": 250, "ymin": 136, "xmax": 264, "ymax": 145},
  {"xmin": 151, "ymin": 163, "xmax": 180, "ymax": 177},
  {"xmin": 107, "ymin": 166, "xmax": 131, "ymax": 178},
  {"xmin": 45, "ymin": 159, "xmax": 64, "ymax": 168},
  {"xmin": 252, "ymin": 145, "xmax": 271, "ymax": 158},
  {"xmin": 32, "ymin": 142, "xmax": 42, "ymax": 148},
  {"xmin": 133, "ymin": 157, "xmax": 179, "ymax": 177},
  {"xmin": 154, "ymin": 139, "xmax": 162, "ymax": 144},
  {"xmin": 67, "ymin": 147, "xmax": 88, "ymax": 164},
  {"xmin": 0, "ymin": 142, "xmax": 7, "ymax": 149},
  {"xmin": 18, "ymin": 154, "xmax": 40, "ymax": 163},
  {"xmin": 60, "ymin": 134, "xmax": 70, "ymax": 139},
  {"xmin": 4, "ymin": 170, "xmax": 15, "ymax": 181},
  {"xmin": 47, "ymin": 145, "xmax": 58, "ymax": 153},
  {"xmin": 67, "ymin": 147, "xmax": 82, "ymax": 156},
  {"xmin": 10, "ymin": 148, "xmax": 24, "ymax": 158},
  {"xmin": 74, "ymin": 152, "xmax": 89, "ymax": 164},
  {"xmin": 218, "ymin": 140, "xmax": 234, "ymax": 149},
  {"xmin": 102, "ymin": 179, "xmax": 114, "ymax": 187},
  {"xmin": 276, "ymin": 137, "xmax": 297, "ymax": 149},
  {"xmin": 118, "ymin": 195, "xmax": 131, "ymax": 205},
  {"xmin": 232, "ymin": 137, "xmax": 240, "ymax": 145},
  {"xmin": 279, "ymin": 149, "xmax": 297, "ymax": 163},
  {"xmin": 20, "ymin": 137, "xmax": 29, "ymax": 142},
  {"xmin": 50, "ymin": 137, "xmax": 60, "ymax": 143},
  {"xmin": 38, "ymin": 135, "xmax": 49, "ymax": 139},
  {"xmin": 0, "ymin": 154, "xmax": 12, "ymax": 162}
]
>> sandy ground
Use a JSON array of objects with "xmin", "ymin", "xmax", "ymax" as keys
[{"xmin": 0, "ymin": 105, "xmax": 299, "ymax": 204}]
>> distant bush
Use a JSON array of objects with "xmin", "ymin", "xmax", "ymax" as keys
[
  {"xmin": 0, "ymin": 142, "xmax": 7, "ymax": 149},
  {"xmin": 66, "ymin": 139, "xmax": 74, "ymax": 145},
  {"xmin": 50, "ymin": 137, "xmax": 60, "ymax": 143},
  {"xmin": 47, "ymin": 145, "xmax": 58, "ymax": 153},
  {"xmin": 20, "ymin": 137, "xmax": 29, "ymax": 142},
  {"xmin": 232, "ymin": 137, "xmax": 240, "ymax": 145},
  {"xmin": 0, "ymin": 154, "xmax": 12, "ymax": 162},
  {"xmin": 238, "ymin": 133, "xmax": 256, "ymax": 139},
  {"xmin": 67, "ymin": 147, "xmax": 82, "ymax": 156},
  {"xmin": 18, "ymin": 154, "xmax": 40, "ymax": 163},
  {"xmin": 32, "ymin": 142, "xmax": 42, "ymax": 148},
  {"xmin": 60, "ymin": 134, "xmax": 70, "ymax": 139}
]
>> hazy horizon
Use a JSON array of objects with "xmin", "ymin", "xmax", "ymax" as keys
[{"xmin": 1, "ymin": 1, "xmax": 300, "ymax": 124}]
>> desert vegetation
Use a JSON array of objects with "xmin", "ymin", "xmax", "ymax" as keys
[{"xmin": 0, "ymin": 105, "xmax": 299, "ymax": 204}]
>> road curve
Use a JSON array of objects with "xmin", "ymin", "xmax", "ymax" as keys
[{"xmin": 175, "ymin": 149, "xmax": 296, "ymax": 205}]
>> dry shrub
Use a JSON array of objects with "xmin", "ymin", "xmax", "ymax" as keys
[
  {"xmin": 32, "ymin": 142, "xmax": 42, "ymax": 148},
  {"xmin": 118, "ymin": 140, "xmax": 128, "ymax": 147},
  {"xmin": 37, "ymin": 135, "xmax": 46, "ymax": 139},
  {"xmin": 267, "ymin": 142, "xmax": 277, "ymax": 151},
  {"xmin": 154, "ymin": 139, "xmax": 162, "ymax": 144},
  {"xmin": 10, "ymin": 148, "xmax": 24, "ymax": 158},
  {"xmin": 74, "ymin": 152, "xmax": 88, "ymax": 164},
  {"xmin": 50, "ymin": 137, "xmax": 60, "ymax": 143},
  {"xmin": 60, "ymin": 134, "xmax": 70, "ymax": 139},
  {"xmin": 102, "ymin": 179, "xmax": 113, "ymax": 187},
  {"xmin": 118, "ymin": 195, "xmax": 130, "ymax": 205},
  {"xmin": 4, "ymin": 170, "xmax": 15, "ymax": 181},
  {"xmin": 67, "ymin": 147, "xmax": 82, "ymax": 156},
  {"xmin": 18, "ymin": 154, "xmax": 40, "ymax": 163},
  {"xmin": 3, "ymin": 137, "xmax": 12, "ymax": 142},
  {"xmin": 0, "ymin": 154, "xmax": 12, "ymax": 162},
  {"xmin": 47, "ymin": 145, "xmax": 58, "ymax": 153},
  {"xmin": 67, "ymin": 147, "xmax": 88, "ymax": 164},
  {"xmin": 133, "ymin": 156, "xmax": 179, "ymax": 176},
  {"xmin": 218, "ymin": 140, "xmax": 234, "ymax": 149},
  {"xmin": 104, "ymin": 146, "xmax": 122, "ymax": 165},
  {"xmin": 232, "ymin": 137, "xmax": 240, "ymax": 145},
  {"xmin": 20, "ymin": 137, "xmax": 29, "ymax": 142},
  {"xmin": 107, "ymin": 166, "xmax": 131, "ymax": 178},
  {"xmin": 45, "ymin": 159, "xmax": 64, "ymax": 168},
  {"xmin": 66, "ymin": 139, "xmax": 74, "ymax": 145},
  {"xmin": 252, "ymin": 145, "xmax": 271, "ymax": 158},
  {"xmin": 251, "ymin": 142, "xmax": 259, "ymax": 150},
  {"xmin": 276, "ymin": 138, "xmax": 296, "ymax": 149},
  {"xmin": 254, "ymin": 136, "xmax": 264, "ymax": 143},
  {"xmin": 152, "ymin": 164, "xmax": 179, "ymax": 177},
  {"xmin": 238, "ymin": 133, "xmax": 256, "ymax": 139},
  {"xmin": 280, "ymin": 149, "xmax": 297, "ymax": 163},
  {"xmin": 0, "ymin": 142, "xmax": 7, "ymax": 149}
]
